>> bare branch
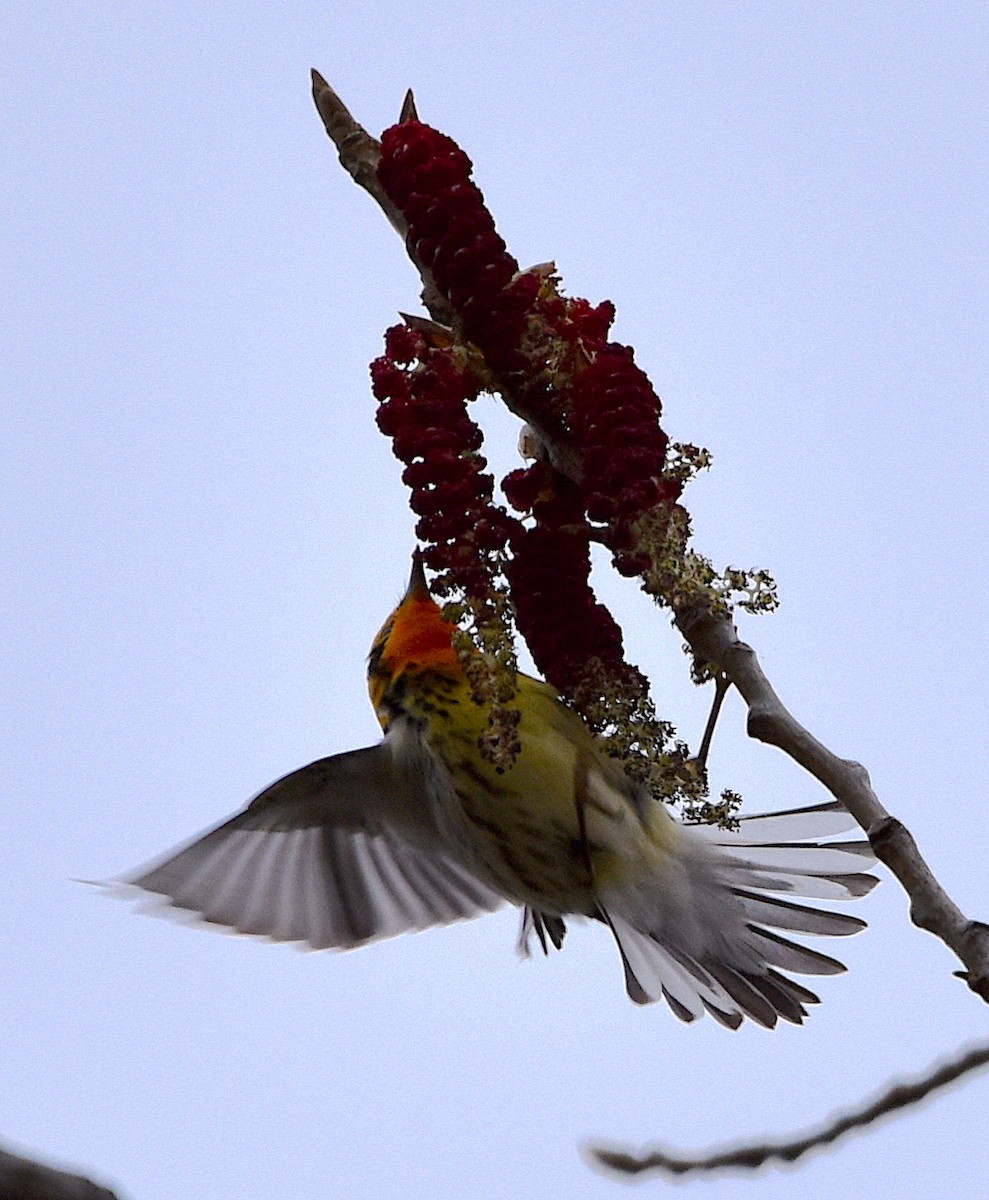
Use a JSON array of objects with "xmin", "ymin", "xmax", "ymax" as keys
[
  {"xmin": 309, "ymin": 70, "xmax": 403, "ymax": 238},
  {"xmin": 309, "ymin": 74, "xmax": 989, "ymax": 1001},
  {"xmin": 676, "ymin": 602, "xmax": 989, "ymax": 1000},
  {"xmin": 310, "ymin": 70, "xmax": 456, "ymax": 326},
  {"xmin": 694, "ymin": 671, "xmax": 730, "ymax": 773},
  {"xmin": 587, "ymin": 1040, "xmax": 989, "ymax": 1177}
]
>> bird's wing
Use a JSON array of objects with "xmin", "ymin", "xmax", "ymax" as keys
[{"xmin": 120, "ymin": 744, "xmax": 504, "ymax": 949}]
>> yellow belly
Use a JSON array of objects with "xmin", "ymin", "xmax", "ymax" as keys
[{"xmin": 410, "ymin": 671, "xmax": 676, "ymax": 912}]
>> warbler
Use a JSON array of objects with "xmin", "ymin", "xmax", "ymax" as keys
[{"xmin": 123, "ymin": 556, "xmax": 876, "ymax": 1028}]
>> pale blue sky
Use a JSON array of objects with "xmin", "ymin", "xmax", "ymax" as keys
[{"xmin": 4, "ymin": 4, "xmax": 988, "ymax": 1198}]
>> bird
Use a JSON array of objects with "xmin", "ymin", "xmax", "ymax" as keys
[{"xmin": 121, "ymin": 555, "xmax": 877, "ymax": 1028}]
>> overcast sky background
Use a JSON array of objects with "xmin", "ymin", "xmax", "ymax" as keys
[{"xmin": 4, "ymin": 4, "xmax": 988, "ymax": 1198}]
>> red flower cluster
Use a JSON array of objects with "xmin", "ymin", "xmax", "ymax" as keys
[
  {"xmin": 374, "ymin": 116, "xmax": 689, "ymax": 742},
  {"xmin": 503, "ymin": 462, "xmax": 629, "ymax": 699},
  {"xmin": 378, "ymin": 124, "xmax": 529, "ymax": 363},
  {"xmin": 379, "ymin": 120, "xmax": 578, "ymax": 431},
  {"xmin": 568, "ymin": 345, "xmax": 684, "ymax": 575},
  {"xmin": 370, "ymin": 323, "xmax": 518, "ymax": 590},
  {"xmin": 378, "ymin": 120, "xmax": 679, "ymax": 563}
]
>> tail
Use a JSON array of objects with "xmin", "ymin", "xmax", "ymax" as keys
[{"xmin": 598, "ymin": 801, "xmax": 877, "ymax": 1029}]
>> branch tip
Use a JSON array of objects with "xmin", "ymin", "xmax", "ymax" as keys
[{"xmin": 400, "ymin": 89, "xmax": 419, "ymax": 122}]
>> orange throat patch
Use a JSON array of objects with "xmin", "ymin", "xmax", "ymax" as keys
[{"xmin": 367, "ymin": 590, "xmax": 461, "ymax": 717}]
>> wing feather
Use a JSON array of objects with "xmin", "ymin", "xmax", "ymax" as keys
[{"xmin": 121, "ymin": 743, "xmax": 504, "ymax": 949}]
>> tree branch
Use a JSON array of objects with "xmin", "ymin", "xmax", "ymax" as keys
[
  {"xmin": 311, "ymin": 71, "xmax": 457, "ymax": 328},
  {"xmin": 310, "ymin": 71, "xmax": 584, "ymax": 480},
  {"xmin": 587, "ymin": 1040, "xmax": 989, "ymax": 1177},
  {"xmin": 310, "ymin": 71, "xmax": 403, "ymax": 237},
  {"xmin": 676, "ymin": 602, "xmax": 989, "ymax": 1001},
  {"xmin": 309, "ymin": 73, "xmax": 989, "ymax": 1001},
  {"xmin": 0, "ymin": 1144, "xmax": 122, "ymax": 1200}
]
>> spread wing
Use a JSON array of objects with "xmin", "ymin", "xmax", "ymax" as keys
[{"xmin": 120, "ymin": 744, "xmax": 505, "ymax": 949}]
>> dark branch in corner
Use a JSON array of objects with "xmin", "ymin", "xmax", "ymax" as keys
[{"xmin": 0, "ymin": 1143, "xmax": 123, "ymax": 1200}]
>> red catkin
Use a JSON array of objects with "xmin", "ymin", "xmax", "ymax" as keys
[{"xmin": 370, "ymin": 323, "xmax": 519, "ymax": 588}]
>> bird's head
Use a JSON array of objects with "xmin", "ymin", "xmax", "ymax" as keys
[{"xmin": 367, "ymin": 554, "xmax": 460, "ymax": 714}]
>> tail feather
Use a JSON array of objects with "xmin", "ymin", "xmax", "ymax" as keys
[
  {"xmin": 600, "ymin": 801, "xmax": 877, "ymax": 1028},
  {"xmin": 717, "ymin": 841, "xmax": 874, "ymax": 876},
  {"xmin": 765, "ymin": 969, "xmax": 821, "ymax": 1006},
  {"xmin": 608, "ymin": 914, "xmax": 812, "ymax": 1029},
  {"xmin": 598, "ymin": 910, "xmax": 656, "ymax": 1008},
  {"xmin": 663, "ymin": 932, "xmax": 815, "ymax": 1028},
  {"xmin": 704, "ymin": 962, "xmax": 784, "ymax": 1028},
  {"xmin": 731, "ymin": 889, "xmax": 866, "ymax": 937},
  {"xmin": 608, "ymin": 914, "xmax": 715, "ymax": 1020},
  {"xmin": 730, "ymin": 967, "xmax": 809, "ymax": 1026},
  {"xmin": 662, "ymin": 989, "xmax": 705, "ymax": 1025},
  {"xmin": 714, "ymin": 865, "xmax": 876, "ymax": 901},
  {"xmin": 745, "ymin": 926, "xmax": 847, "ymax": 976},
  {"xmin": 698, "ymin": 997, "xmax": 747, "ymax": 1031},
  {"xmin": 689, "ymin": 800, "xmax": 859, "ymax": 843}
]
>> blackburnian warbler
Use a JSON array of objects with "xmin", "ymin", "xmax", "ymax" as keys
[{"xmin": 123, "ymin": 557, "xmax": 876, "ymax": 1028}]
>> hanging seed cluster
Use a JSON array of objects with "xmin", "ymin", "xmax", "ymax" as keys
[{"xmin": 370, "ymin": 114, "xmax": 765, "ymax": 801}]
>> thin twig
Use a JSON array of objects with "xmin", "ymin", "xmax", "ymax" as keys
[
  {"xmin": 695, "ymin": 672, "xmax": 730, "ymax": 773},
  {"xmin": 587, "ymin": 1040, "xmax": 989, "ymax": 1177},
  {"xmin": 309, "ymin": 70, "xmax": 402, "ymax": 236}
]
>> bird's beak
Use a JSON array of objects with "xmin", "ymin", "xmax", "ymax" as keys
[{"xmin": 407, "ymin": 550, "xmax": 431, "ymax": 600}]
